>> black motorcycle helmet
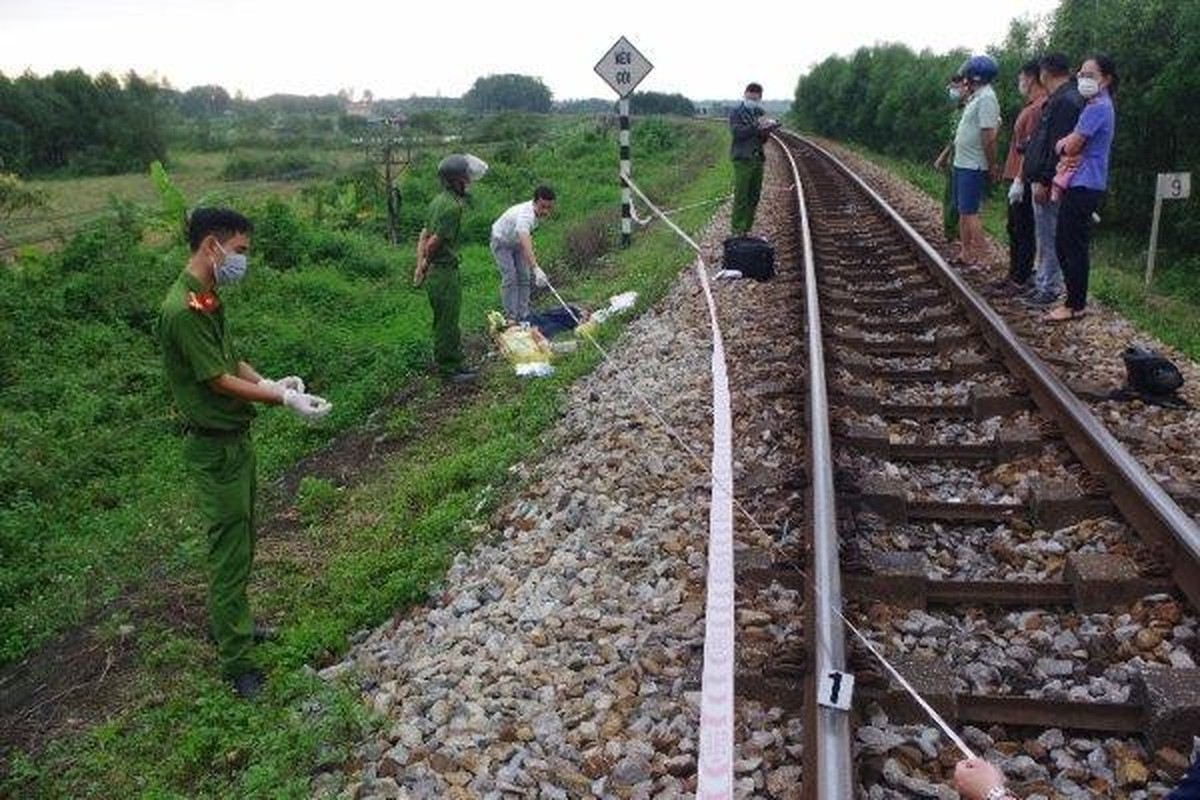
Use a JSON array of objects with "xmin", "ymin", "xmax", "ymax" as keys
[{"xmin": 437, "ymin": 153, "xmax": 487, "ymax": 194}]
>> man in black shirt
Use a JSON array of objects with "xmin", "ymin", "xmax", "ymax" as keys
[{"xmin": 1021, "ymin": 53, "xmax": 1086, "ymax": 308}]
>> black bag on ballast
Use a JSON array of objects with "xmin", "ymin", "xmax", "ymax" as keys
[
  {"xmin": 723, "ymin": 236, "xmax": 775, "ymax": 281},
  {"xmin": 1123, "ymin": 345, "xmax": 1184, "ymax": 396}
]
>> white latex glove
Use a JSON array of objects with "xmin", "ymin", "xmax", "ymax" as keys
[
  {"xmin": 534, "ymin": 266, "xmax": 549, "ymax": 288},
  {"xmin": 1007, "ymin": 179, "xmax": 1024, "ymax": 205},
  {"xmin": 261, "ymin": 375, "xmax": 306, "ymax": 396},
  {"xmin": 282, "ymin": 389, "xmax": 333, "ymax": 421}
]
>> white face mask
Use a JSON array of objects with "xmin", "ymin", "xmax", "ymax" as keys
[
  {"xmin": 214, "ymin": 240, "xmax": 248, "ymax": 286},
  {"xmin": 744, "ymin": 97, "xmax": 762, "ymax": 111},
  {"xmin": 1077, "ymin": 76, "xmax": 1100, "ymax": 98}
]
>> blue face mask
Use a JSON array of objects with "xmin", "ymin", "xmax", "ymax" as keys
[{"xmin": 214, "ymin": 240, "xmax": 248, "ymax": 286}]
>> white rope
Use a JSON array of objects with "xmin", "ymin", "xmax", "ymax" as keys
[
  {"xmin": 840, "ymin": 614, "xmax": 977, "ymax": 759},
  {"xmin": 630, "ymin": 193, "xmax": 733, "ymax": 227}
]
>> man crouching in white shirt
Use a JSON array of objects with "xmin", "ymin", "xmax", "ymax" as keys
[{"xmin": 490, "ymin": 185, "xmax": 556, "ymax": 323}]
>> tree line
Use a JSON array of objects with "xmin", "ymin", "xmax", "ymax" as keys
[
  {"xmin": 0, "ymin": 66, "xmax": 699, "ymax": 181},
  {"xmin": 791, "ymin": 0, "xmax": 1200, "ymax": 248},
  {"xmin": 0, "ymin": 70, "xmax": 167, "ymax": 176}
]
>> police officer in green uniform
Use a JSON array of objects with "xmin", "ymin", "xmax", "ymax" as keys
[
  {"xmin": 413, "ymin": 154, "xmax": 487, "ymax": 384},
  {"xmin": 158, "ymin": 208, "xmax": 332, "ymax": 699},
  {"xmin": 729, "ymin": 82, "xmax": 778, "ymax": 235}
]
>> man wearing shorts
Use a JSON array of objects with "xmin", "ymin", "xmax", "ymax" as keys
[{"xmin": 952, "ymin": 55, "xmax": 1001, "ymax": 267}]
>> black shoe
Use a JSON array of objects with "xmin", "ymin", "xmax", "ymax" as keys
[
  {"xmin": 232, "ymin": 669, "xmax": 265, "ymax": 700},
  {"xmin": 1023, "ymin": 290, "xmax": 1060, "ymax": 308}
]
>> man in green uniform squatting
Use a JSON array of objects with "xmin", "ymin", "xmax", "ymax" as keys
[
  {"xmin": 728, "ymin": 82, "xmax": 779, "ymax": 235},
  {"xmin": 414, "ymin": 154, "xmax": 488, "ymax": 384},
  {"xmin": 158, "ymin": 207, "xmax": 332, "ymax": 699}
]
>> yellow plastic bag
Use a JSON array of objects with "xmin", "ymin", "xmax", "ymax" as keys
[{"xmin": 497, "ymin": 325, "xmax": 553, "ymax": 365}]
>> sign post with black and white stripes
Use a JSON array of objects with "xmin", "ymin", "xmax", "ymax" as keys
[{"xmin": 594, "ymin": 36, "xmax": 653, "ymax": 247}]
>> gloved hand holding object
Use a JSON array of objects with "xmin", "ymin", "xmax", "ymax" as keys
[
  {"xmin": 1007, "ymin": 179, "xmax": 1024, "ymax": 205},
  {"xmin": 282, "ymin": 389, "xmax": 333, "ymax": 421},
  {"xmin": 260, "ymin": 375, "xmax": 305, "ymax": 395}
]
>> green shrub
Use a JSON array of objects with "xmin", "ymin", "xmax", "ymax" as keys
[
  {"xmin": 221, "ymin": 152, "xmax": 330, "ymax": 181},
  {"xmin": 562, "ymin": 212, "xmax": 615, "ymax": 270},
  {"xmin": 308, "ymin": 230, "xmax": 395, "ymax": 280},
  {"xmin": 634, "ymin": 117, "xmax": 679, "ymax": 155},
  {"xmin": 251, "ymin": 198, "xmax": 311, "ymax": 269},
  {"xmin": 465, "ymin": 112, "xmax": 546, "ymax": 146}
]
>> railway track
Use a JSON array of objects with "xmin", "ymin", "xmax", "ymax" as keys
[{"xmin": 750, "ymin": 131, "xmax": 1200, "ymax": 798}]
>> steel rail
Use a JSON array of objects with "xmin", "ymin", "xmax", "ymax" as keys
[{"xmin": 769, "ymin": 132, "xmax": 853, "ymax": 800}]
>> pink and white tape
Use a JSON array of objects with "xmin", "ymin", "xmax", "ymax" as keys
[
  {"xmin": 694, "ymin": 259, "xmax": 737, "ymax": 799},
  {"xmin": 622, "ymin": 177, "xmax": 738, "ymax": 796}
]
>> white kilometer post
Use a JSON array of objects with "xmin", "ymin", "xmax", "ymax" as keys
[{"xmin": 1146, "ymin": 171, "xmax": 1191, "ymax": 287}]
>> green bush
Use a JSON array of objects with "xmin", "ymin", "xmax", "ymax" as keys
[
  {"xmin": 562, "ymin": 211, "xmax": 615, "ymax": 270},
  {"xmin": 221, "ymin": 152, "xmax": 330, "ymax": 181},
  {"xmin": 464, "ymin": 111, "xmax": 547, "ymax": 146},
  {"xmin": 251, "ymin": 198, "xmax": 312, "ymax": 269},
  {"xmin": 633, "ymin": 117, "xmax": 680, "ymax": 155}
]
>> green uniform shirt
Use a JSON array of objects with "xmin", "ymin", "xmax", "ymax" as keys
[
  {"xmin": 426, "ymin": 190, "xmax": 465, "ymax": 269},
  {"xmin": 158, "ymin": 270, "xmax": 256, "ymax": 431}
]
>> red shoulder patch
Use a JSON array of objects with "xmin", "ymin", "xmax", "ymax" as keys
[{"xmin": 185, "ymin": 291, "xmax": 220, "ymax": 314}]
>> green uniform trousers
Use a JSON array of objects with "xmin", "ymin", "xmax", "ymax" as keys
[
  {"xmin": 184, "ymin": 432, "xmax": 256, "ymax": 676},
  {"xmin": 425, "ymin": 264, "xmax": 464, "ymax": 375},
  {"xmin": 731, "ymin": 158, "xmax": 765, "ymax": 235}
]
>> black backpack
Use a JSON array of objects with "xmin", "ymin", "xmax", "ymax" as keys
[
  {"xmin": 722, "ymin": 236, "xmax": 775, "ymax": 281},
  {"xmin": 1123, "ymin": 345, "xmax": 1184, "ymax": 396}
]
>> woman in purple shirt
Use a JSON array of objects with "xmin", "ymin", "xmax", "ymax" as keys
[{"xmin": 1045, "ymin": 54, "xmax": 1118, "ymax": 322}]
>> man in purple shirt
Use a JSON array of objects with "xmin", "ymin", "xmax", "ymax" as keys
[{"xmin": 1046, "ymin": 55, "xmax": 1119, "ymax": 322}]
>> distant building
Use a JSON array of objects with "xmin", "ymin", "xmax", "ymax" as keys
[{"xmin": 344, "ymin": 100, "xmax": 374, "ymax": 118}]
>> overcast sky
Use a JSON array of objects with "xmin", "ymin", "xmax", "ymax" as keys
[{"xmin": 0, "ymin": 0, "xmax": 1059, "ymax": 100}]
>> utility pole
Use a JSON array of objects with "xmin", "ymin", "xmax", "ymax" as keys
[{"xmin": 368, "ymin": 114, "xmax": 412, "ymax": 245}]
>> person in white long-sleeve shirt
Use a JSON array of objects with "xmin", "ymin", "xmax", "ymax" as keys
[{"xmin": 490, "ymin": 185, "xmax": 556, "ymax": 322}]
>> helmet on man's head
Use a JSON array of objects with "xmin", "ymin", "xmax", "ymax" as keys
[
  {"xmin": 963, "ymin": 55, "xmax": 999, "ymax": 84},
  {"xmin": 437, "ymin": 153, "xmax": 488, "ymax": 192}
]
